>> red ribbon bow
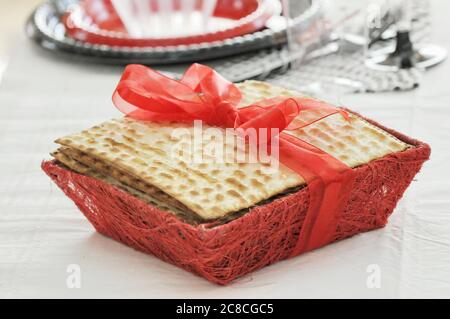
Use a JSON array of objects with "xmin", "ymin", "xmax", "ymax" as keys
[{"xmin": 113, "ymin": 64, "xmax": 355, "ymax": 256}]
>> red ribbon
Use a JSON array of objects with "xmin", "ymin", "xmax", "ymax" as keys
[{"xmin": 112, "ymin": 64, "xmax": 355, "ymax": 256}]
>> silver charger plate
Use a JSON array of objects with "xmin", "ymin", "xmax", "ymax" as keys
[{"xmin": 26, "ymin": 0, "xmax": 321, "ymax": 65}]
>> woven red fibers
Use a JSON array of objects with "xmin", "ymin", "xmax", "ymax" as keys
[{"xmin": 42, "ymin": 114, "xmax": 430, "ymax": 285}]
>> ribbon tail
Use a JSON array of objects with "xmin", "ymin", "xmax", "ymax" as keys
[{"xmin": 277, "ymin": 133, "xmax": 355, "ymax": 256}]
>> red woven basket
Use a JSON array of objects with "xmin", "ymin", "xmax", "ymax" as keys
[{"xmin": 42, "ymin": 112, "xmax": 430, "ymax": 285}]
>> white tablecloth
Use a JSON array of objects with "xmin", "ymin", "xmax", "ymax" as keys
[{"xmin": 1, "ymin": 1, "xmax": 450, "ymax": 299}]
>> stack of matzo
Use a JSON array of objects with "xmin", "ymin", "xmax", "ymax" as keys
[{"xmin": 51, "ymin": 81, "xmax": 410, "ymax": 223}]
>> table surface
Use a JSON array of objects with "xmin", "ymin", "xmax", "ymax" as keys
[{"xmin": 1, "ymin": 0, "xmax": 450, "ymax": 299}]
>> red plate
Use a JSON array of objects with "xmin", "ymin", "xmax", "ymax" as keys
[{"xmin": 64, "ymin": 0, "xmax": 280, "ymax": 47}]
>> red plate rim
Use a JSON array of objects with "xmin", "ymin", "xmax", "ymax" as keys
[{"xmin": 64, "ymin": 0, "xmax": 281, "ymax": 47}]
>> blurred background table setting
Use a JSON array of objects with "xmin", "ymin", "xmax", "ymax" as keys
[{"xmin": 23, "ymin": 0, "xmax": 447, "ymax": 97}]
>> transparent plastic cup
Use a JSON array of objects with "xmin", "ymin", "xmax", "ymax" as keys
[{"xmin": 282, "ymin": 0, "xmax": 388, "ymax": 101}]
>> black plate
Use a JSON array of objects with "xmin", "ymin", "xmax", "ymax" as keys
[{"xmin": 26, "ymin": 0, "xmax": 320, "ymax": 65}]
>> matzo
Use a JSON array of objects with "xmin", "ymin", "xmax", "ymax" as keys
[
  {"xmin": 52, "ymin": 149, "xmax": 199, "ymax": 222},
  {"xmin": 53, "ymin": 81, "xmax": 409, "ymax": 220}
]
